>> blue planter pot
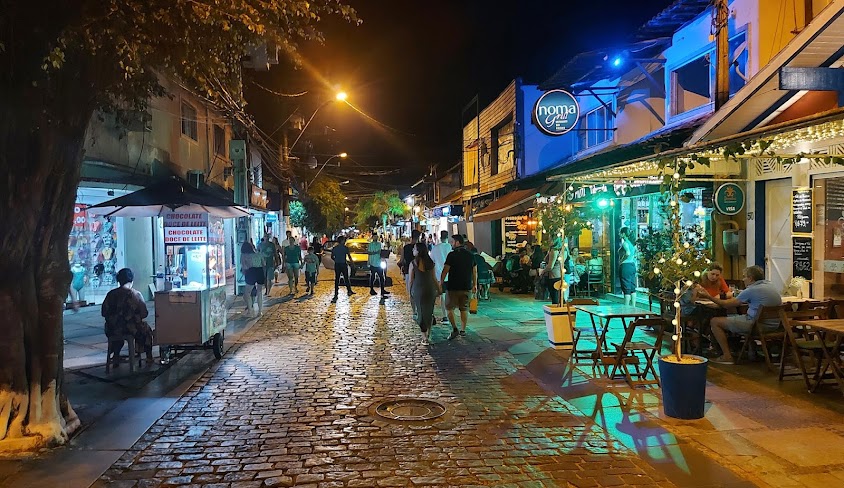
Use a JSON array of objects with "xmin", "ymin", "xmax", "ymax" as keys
[{"xmin": 658, "ymin": 355, "xmax": 708, "ymax": 420}]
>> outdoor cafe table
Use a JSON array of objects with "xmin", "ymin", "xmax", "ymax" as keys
[
  {"xmin": 791, "ymin": 319, "xmax": 844, "ymax": 395},
  {"xmin": 696, "ymin": 296, "xmax": 820, "ymax": 309},
  {"xmin": 571, "ymin": 304, "xmax": 656, "ymax": 373}
]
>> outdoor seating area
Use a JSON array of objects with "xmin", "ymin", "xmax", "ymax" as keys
[{"xmin": 560, "ymin": 296, "xmax": 844, "ymax": 397}]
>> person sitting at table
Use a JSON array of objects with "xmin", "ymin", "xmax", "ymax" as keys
[
  {"xmin": 697, "ymin": 265, "xmax": 782, "ymax": 364},
  {"xmin": 697, "ymin": 262, "xmax": 732, "ymax": 299}
]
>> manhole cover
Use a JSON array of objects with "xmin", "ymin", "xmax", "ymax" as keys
[{"xmin": 373, "ymin": 398, "xmax": 447, "ymax": 422}]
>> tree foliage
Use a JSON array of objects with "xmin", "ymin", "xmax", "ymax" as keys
[
  {"xmin": 353, "ymin": 190, "xmax": 407, "ymax": 231},
  {"xmin": 0, "ymin": 0, "xmax": 357, "ymax": 450},
  {"xmin": 288, "ymin": 200, "xmax": 307, "ymax": 229},
  {"xmin": 303, "ymin": 177, "xmax": 345, "ymax": 234}
]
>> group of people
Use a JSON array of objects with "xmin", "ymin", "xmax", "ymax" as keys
[
  {"xmin": 400, "ymin": 230, "xmax": 479, "ymax": 344},
  {"xmin": 674, "ymin": 263, "xmax": 782, "ymax": 363}
]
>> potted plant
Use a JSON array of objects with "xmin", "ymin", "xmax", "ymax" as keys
[
  {"xmin": 536, "ymin": 196, "xmax": 576, "ymax": 350},
  {"xmin": 648, "ymin": 160, "xmax": 714, "ymax": 420}
]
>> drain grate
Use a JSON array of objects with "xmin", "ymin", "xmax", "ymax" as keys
[{"xmin": 373, "ymin": 398, "xmax": 447, "ymax": 422}]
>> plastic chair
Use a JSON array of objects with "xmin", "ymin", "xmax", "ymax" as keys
[{"xmin": 105, "ymin": 334, "xmax": 140, "ymax": 373}]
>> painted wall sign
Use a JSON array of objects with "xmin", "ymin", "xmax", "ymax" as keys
[
  {"xmin": 792, "ymin": 188, "xmax": 812, "ymax": 234},
  {"xmin": 714, "ymin": 183, "xmax": 745, "ymax": 216},
  {"xmin": 532, "ymin": 89, "xmax": 580, "ymax": 136}
]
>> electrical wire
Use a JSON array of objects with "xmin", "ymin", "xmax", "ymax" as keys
[{"xmin": 250, "ymin": 80, "xmax": 309, "ymax": 98}]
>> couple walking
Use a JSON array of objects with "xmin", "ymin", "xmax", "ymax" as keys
[{"xmin": 407, "ymin": 230, "xmax": 476, "ymax": 343}]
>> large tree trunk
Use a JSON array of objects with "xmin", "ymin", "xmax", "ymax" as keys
[{"xmin": 0, "ymin": 91, "xmax": 93, "ymax": 450}]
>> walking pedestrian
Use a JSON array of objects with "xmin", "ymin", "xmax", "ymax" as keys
[
  {"xmin": 303, "ymin": 246, "xmax": 320, "ymax": 295},
  {"xmin": 367, "ymin": 234, "xmax": 390, "ymax": 297},
  {"xmin": 409, "ymin": 242, "xmax": 440, "ymax": 344},
  {"xmin": 240, "ymin": 241, "xmax": 264, "ymax": 317},
  {"xmin": 440, "ymin": 234, "xmax": 477, "ymax": 340},
  {"xmin": 272, "ymin": 237, "xmax": 283, "ymax": 284},
  {"xmin": 430, "ymin": 229, "xmax": 452, "ymax": 324},
  {"xmin": 331, "ymin": 236, "xmax": 355, "ymax": 302},
  {"xmin": 311, "ymin": 236, "xmax": 323, "ymax": 281},
  {"xmin": 258, "ymin": 234, "xmax": 276, "ymax": 296},
  {"xmin": 282, "ymin": 235, "xmax": 302, "ymax": 295},
  {"xmin": 399, "ymin": 230, "xmax": 420, "ymax": 319}
]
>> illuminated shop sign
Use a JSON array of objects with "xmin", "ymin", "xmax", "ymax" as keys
[{"xmin": 532, "ymin": 89, "xmax": 580, "ymax": 136}]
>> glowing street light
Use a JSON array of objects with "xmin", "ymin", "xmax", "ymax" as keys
[
  {"xmin": 289, "ymin": 91, "xmax": 350, "ymax": 153},
  {"xmin": 308, "ymin": 152, "xmax": 348, "ymax": 187}
]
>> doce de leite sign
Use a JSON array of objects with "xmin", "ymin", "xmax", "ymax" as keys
[
  {"xmin": 533, "ymin": 89, "xmax": 580, "ymax": 136},
  {"xmin": 163, "ymin": 211, "xmax": 209, "ymax": 244}
]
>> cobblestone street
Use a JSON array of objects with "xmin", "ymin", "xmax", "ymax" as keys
[{"xmin": 95, "ymin": 274, "xmax": 674, "ymax": 488}]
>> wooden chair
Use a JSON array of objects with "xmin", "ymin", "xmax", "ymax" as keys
[
  {"xmin": 778, "ymin": 304, "xmax": 837, "ymax": 391},
  {"xmin": 658, "ymin": 294, "xmax": 703, "ymax": 356},
  {"xmin": 568, "ymin": 297, "xmax": 600, "ymax": 363},
  {"xmin": 607, "ymin": 317, "xmax": 667, "ymax": 387},
  {"xmin": 105, "ymin": 334, "xmax": 141, "ymax": 373},
  {"xmin": 734, "ymin": 304, "xmax": 786, "ymax": 372}
]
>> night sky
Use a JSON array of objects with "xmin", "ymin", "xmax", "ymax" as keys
[{"xmin": 246, "ymin": 0, "xmax": 675, "ymax": 193}]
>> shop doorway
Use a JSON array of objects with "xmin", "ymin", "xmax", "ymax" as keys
[{"xmin": 764, "ymin": 178, "xmax": 792, "ymax": 292}]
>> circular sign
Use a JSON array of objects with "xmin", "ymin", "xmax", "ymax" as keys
[
  {"xmin": 532, "ymin": 89, "xmax": 580, "ymax": 136},
  {"xmin": 714, "ymin": 183, "xmax": 745, "ymax": 215}
]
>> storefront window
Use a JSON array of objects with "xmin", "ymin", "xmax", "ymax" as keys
[
  {"xmin": 817, "ymin": 177, "xmax": 844, "ymax": 298},
  {"xmin": 69, "ymin": 188, "xmax": 130, "ymax": 305}
]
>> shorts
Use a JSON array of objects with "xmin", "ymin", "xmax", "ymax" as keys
[
  {"xmin": 619, "ymin": 262, "xmax": 637, "ymax": 294},
  {"xmin": 446, "ymin": 290, "xmax": 470, "ymax": 311},
  {"xmin": 305, "ymin": 271, "xmax": 316, "ymax": 284},
  {"xmin": 722, "ymin": 314, "xmax": 754, "ymax": 334},
  {"xmin": 245, "ymin": 267, "xmax": 265, "ymax": 286}
]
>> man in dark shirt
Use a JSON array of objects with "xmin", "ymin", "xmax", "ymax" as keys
[
  {"xmin": 401, "ymin": 230, "xmax": 420, "ymax": 317},
  {"xmin": 441, "ymin": 234, "xmax": 477, "ymax": 340},
  {"xmin": 331, "ymin": 236, "xmax": 355, "ymax": 302}
]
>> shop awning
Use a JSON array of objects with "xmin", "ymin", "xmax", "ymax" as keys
[
  {"xmin": 689, "ymin": 1, "xmax": 844, "ymax": 144},
  {"xmin": 472, "ymin": 188, "xmax": 541, "ymax": 222}
]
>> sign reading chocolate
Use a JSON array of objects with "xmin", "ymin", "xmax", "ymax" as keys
[{"xmin": 532, "ymin": 89, "xmax": 580, "ymax": 136}]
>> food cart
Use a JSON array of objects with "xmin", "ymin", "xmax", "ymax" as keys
[{"xmin": 155, "ymin": 211, "xmax": 227, "ymax": 359}]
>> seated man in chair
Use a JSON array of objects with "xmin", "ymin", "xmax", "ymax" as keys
[
  {"xmin": 697, "ymin": 265, "xmax": 781, "ymax": 364},
  {"xmin": 102, "ymin": 268, "xmax": 154, "ymax": 366}
]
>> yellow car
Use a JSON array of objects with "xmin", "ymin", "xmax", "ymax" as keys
[{"xmin": 345, "ymin": 239, "xmax": 373, "ymax": 277}]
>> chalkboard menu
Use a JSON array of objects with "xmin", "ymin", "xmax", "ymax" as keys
[
  {"xmin": 792, "ymin": 189, "xmax": 812, "ymax": 234},
  {"xmin": 792, "ymin": 236, "xmax": 812, "ymax": 280}
]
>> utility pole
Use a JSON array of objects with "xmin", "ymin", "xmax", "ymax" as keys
[{"xmin": 714, "ymin": 0, "xmax": 730, "ymax": 110}]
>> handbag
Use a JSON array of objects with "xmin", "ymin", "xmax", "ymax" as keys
[{"xmin": 469, "ymin": 294, "xmax": 478, "ymax": 314}]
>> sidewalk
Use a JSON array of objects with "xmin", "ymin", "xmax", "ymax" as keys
[{"xmin": 473, "ymin": 289, "xmax": 844, "ymax": 488}]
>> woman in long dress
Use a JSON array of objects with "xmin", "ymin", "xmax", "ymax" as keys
[{"xmin": 409, "ymin": 242, "xmax": 440, "ymax": 343}]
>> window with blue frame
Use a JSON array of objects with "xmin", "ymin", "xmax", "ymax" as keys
[{"xmin": 577, "ymin": 104, "xmax": 614, "ymax": 151}]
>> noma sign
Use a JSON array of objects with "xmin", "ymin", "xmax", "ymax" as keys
[{"xmin": 532, "ymin": 89, "xmax": 579, "ymax": 136}]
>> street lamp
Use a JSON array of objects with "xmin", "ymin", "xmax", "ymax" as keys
[
  {"xmin": 308, "ymin": 152, "xmax": 347, "ymax": 187},
  {"xmin": 288, "ymin": 90, "xmax": 348, "ymax": 154}
]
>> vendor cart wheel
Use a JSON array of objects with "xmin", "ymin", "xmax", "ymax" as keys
[{"xmin": 212, "ymin": 332, "xmax": 224, "ymax": 359}]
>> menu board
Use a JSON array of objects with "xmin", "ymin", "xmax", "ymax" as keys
[
  {"xmin": 503, "ymin": 215, "xmax": 529, "ymax": 254},
  {"xmin": 792, "ymin": 236, "xmax": 812, "ymax": 280},
  {"xmin": 792, "ymin": 189, "xmax": 812, "ymax": 234}
]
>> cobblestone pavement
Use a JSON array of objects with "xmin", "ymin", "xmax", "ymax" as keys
[{"xmin": 96, "ymin": 275, "xmax": 675, "ymax": 488}]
